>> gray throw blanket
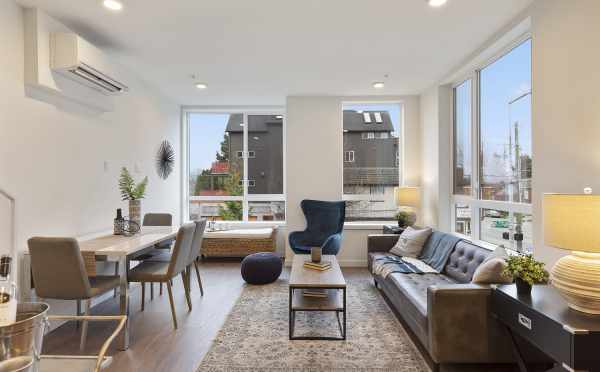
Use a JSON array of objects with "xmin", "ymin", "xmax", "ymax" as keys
[
  {"xmin": 418, "ymin": 231, "xmax": 462, "ymax": 272},
  {"xmin": 372, "ymin": 255, "xmax": 424, "ymax": 278}
]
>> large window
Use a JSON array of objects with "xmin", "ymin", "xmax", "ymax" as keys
[
  {"xmin": 342, "ymin": 103, "xmax": 401, "ymax": 222},
  {"xmin": 451, "ymin": 38, "xmax": 532, "ymax": 253},
  {"xmin": 187, "ymin": 111, "xmax": 285, "ymax": 222}
]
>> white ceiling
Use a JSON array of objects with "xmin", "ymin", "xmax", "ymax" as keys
[{"xmin": 18, "ymin": 0, "xmax": 533, "ymax": 105}]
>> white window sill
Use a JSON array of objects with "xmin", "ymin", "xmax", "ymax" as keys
[
  {"xmin": 209, "ymin": 221, "xmax": 287, "ymax": 228},
  {"xmin": 343, "ymin": 222, "xmax": 395, "ymax": 231}
]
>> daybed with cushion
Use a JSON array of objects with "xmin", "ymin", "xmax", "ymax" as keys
[{"xmin": 368, "ymin": 230, "xmax": 517, "ymax": 369}]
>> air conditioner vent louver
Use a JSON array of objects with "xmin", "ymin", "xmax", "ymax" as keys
[{"xmin": 70, "ymin": 64, "xmax": 126, "ymax": 93}]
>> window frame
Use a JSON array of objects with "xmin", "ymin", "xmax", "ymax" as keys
[
  {"xmin": 449, "ymin": 35, "xmax": 532, "ymax": 251},
  {"xmin": 182, "ymin": 107, "xmax": 286, "ymax": 223}
]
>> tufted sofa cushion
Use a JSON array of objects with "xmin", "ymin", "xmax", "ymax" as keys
[{"xmin": 443, "ymin": 241, "xmax": 490, "ymax": 283}]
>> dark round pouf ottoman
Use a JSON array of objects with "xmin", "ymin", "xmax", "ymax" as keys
[{"xmin": 241, "ymin": 252, "xmax": 283, "ymax": 285}]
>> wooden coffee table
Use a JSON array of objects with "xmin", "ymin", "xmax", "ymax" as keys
[{"xmin": 288, "ymin": 254, "xmax": 346, "ymax": 340}]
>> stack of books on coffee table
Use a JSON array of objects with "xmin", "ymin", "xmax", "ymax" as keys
[{"xmin": 303, "ymin": 259, "xmax": 331, "ymax": 271}]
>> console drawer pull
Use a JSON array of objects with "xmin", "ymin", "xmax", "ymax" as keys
[{"xmin": 518, "ymin": 313, "xmax": 532, "ymax": 330}]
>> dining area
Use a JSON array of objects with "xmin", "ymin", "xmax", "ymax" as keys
[{"xmin": 26, "ymin": 213, "xmax": 208, "ymax": 355}]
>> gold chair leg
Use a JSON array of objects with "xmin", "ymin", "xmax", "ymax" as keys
[
  {"xmin": 166, "ymin": 281, "xmax": 178, "ymax": 329},
  {"xmin": 182, "ymin": 272, "xmax": 192, "ymax": 311},
  {"xmin": 141, "ymin": 282, "xmax": 145, "ymax": 312},
  {"xmin": 194, "ymin": 261, "xmax": 204, "ymax": 296},
  {"xmin": 79, "ymin": 299, "xmax": 91, "ymax": 351}
]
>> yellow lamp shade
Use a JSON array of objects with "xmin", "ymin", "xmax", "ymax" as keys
[
  {"xmin": 543, "ymin": 193, "xmax": 600, "ymax": 253},
  {"xmin": 394, "ymin": 187, "xmax": 420, "ymax": 208}
]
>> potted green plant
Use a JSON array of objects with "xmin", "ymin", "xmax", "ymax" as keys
[
  {"xmin": 119, "ymin": 167, "xmax": 148, "ymax": 227},
  {"xmin": 395, "ymin": 210, "xmax": 416, "ymax": 228},
  {"xmin": 503, "ymin": 254, "xmax": 549, "ymax": 295}
]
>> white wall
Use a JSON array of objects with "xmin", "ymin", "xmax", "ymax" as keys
[
  {"xmin": 0, "ymin": 1, "xmax": 180, "ymax": 304},
  {"xmin": 285, "ymin": 95, "xmax": 421, "ymax": 266},
  {"xmin": 531, "ymin": 0, "xmax": 600, "ymax": 266},
  {"xmin": 419, "ymin": 85, "xmax": 452, "ymax": 231}
]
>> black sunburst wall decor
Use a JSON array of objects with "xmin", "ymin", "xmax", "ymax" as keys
[{"xmin": 156, "ymin": 140, "xmax": 175, "ymax": 180}]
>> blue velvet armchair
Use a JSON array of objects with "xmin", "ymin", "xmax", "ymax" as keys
[{"xmin": 288, "ymin": 200, "xmax": 346, "ymax": 255}]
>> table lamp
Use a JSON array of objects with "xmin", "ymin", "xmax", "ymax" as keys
[
  {"xmin": 543, "ymin": 191, "xmax": 600, "ymax": 314},
  {"xmin": 394, "ymin": 186, "xmax": 420, "ymax": 226}
]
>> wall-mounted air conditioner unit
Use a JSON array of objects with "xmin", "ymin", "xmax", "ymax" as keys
[{"xmin": 50, "ymin": 32, "xmax": 128, "ymax": 95}]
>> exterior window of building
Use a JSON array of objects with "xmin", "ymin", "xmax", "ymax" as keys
[
  {"xmin": 187, "ymin": 112, "xmax": 285, "ymax": 222},
  {"xmin": 451, "ymin": 38, "xmax": 532, "ymax": 253},
  {"xmin": 344, "ymin": 151, "xmax": 355, "ymax": 163},
  {"xmin": 374, "ymin": 112, "xmax": 383, "ymax": 123},
  {"xmin": 363, "ymin": 112, "xmax": 372, "ymax": 123},
  {"xmin": 342, "ymin": 103, "xmax": 401, "ymax": 222}
]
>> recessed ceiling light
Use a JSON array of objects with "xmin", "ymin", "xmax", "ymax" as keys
[
  {"xmin": 428, "ymin": 0, "xmax": 447, "ymax": 7},
  {"xmin": 195, "ymin": 82, "xmax": 208, "ymax": 89},
  {"xmin": 372, "ymin": 82, "xmax": 385, "ymax": 89},
  {"xmin": 103, "ymin": 0, "xmax": 123, "ymax": 11}
]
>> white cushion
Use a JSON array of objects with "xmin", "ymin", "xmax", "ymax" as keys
[
  {"xmin": 390, "ymin": 226, "xmax": 432, "ymax": 258},
  {"xmin": 472, "ymin": 257, "xmax": 513, "ymax": 284},
  {"xmin": 204, "ymin": 228, "xmax": 274, "ymax": 239}
]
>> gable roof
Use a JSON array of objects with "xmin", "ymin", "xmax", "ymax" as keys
[{"xmin": 343, "ymin": 111, "xmax": 394, "ymax": 132}]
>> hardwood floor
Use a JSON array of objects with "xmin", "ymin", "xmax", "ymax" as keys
[{"xmin": 43, "ymin": 261, "xmax": 246, "ymax": 372}]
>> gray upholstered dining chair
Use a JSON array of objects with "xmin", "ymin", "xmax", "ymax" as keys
[
  {"xmin": 127, "ymin": 222, "xmax": 196, "ymax": 329},
  {"xmin": 27, "ymin": 237, "xmax": 121, "ymax": 351},
  {"xmin": 133, "ymin": 213, "xmax": 174, "ymax": 299},
  {"xmin": 149, "ymin": 219, "xmax": 207, "ymax": 296}
]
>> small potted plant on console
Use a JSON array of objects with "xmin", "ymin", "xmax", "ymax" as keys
[{"xmin": 503, "ymin": 253, "xmax": 549, "ymax": 295}]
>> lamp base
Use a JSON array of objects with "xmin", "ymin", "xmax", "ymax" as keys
[{"xmin": 551, "ymin": 251, "xmax": 600, "ymax": 315}]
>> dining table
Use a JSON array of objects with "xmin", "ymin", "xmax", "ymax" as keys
[{"xmin": 78, "ymin": 225, "xmax": 179, "ymax": 350}]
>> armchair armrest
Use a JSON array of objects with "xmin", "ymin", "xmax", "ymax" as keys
[
  {"xmin": 427, "ymin": 284, "xmax": 511, "ymax": 364},
  {"xmin": 367, "ymin": 234, "xmax": 399, "ymax": 253}
]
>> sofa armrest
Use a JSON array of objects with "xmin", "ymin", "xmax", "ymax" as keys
[
  {"xmin": 367, "ymin": 234, "xmax": 399, "ymax": 253},
  {"xmin": 427, "ymin": 284, "xmax": 512, "ymax": 364}
]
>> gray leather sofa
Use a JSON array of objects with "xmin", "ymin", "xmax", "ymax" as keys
[{"xmin": 368, "ymin": 233, "xmax": 515, "ymax": 368}]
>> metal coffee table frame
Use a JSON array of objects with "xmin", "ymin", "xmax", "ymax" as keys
[{"xmin": 288, "ymin": 286, "xmax": 346, "ymax": 340}]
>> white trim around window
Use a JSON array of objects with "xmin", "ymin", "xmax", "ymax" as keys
[{"xmin": 181, "ymin": 107, "xmax": 286, "ymax": 223}]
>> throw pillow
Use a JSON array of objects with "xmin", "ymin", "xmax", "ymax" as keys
[
  {"xmin": 390, "ymin": 226, "xmax": 432, "ymax": 258},
  {"xmin": 482, "ymin": 245, "xmax": 509, "ymax": 263},
  {"xmin": 471, "ymin": 257, "xmax": 513, "ymax": 284}
]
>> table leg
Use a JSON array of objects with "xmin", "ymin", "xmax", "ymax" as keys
[
  {"xmin": 118, "ymin": 256, "xmax": 130, "ymax": 350},
  {"xmin": 504, "ymin": 324, "xmax": 529, "ymax": 372},
  {"xmin": 289, "ymin": 287, "xmax": 293, "ymax": 340},
  {"xmin": 343, "ymin": 287, "xmax": 347, "ymax": 340}
]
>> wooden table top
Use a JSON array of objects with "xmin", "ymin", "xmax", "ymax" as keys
[
  {"xmin": 289, "ymin": 254, "xmax": 346, "ymax": 288},
  {"xmin": 79, "ymin": 226, "xmax": 178, "ymax": 257}
]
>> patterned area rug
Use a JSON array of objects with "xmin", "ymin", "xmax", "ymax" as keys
[{"xmin": 197, "ymin": 272, "xmax": 429, "ymax": 372}]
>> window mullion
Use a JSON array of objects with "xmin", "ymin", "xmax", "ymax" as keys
[{"xmin": 242, "ymin": 113, "xmax": 249, "ymax": 222}]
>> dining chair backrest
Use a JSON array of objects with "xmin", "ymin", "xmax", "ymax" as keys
[
  {"xmin": 27, "ymin": 237, "xmax": 92, "ymax": 300},
  {"xmin": 143, "ymin": 213, "xmax": 172, "ymax": 227},
  {"xmin": 167, "ymin": 222, "xmax": 196, "ymax": 277},
  {"xmin": 187, "ymin": 219, "xmax": 207, "ymax": 264}
]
